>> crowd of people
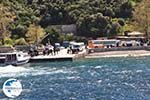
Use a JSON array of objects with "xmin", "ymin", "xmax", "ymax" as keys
[
  {"xmin": 28, "ymin": 44, "xmax": 60, "ymax": 57},
  {"xmin": 28, "ymin": 44, "xmax": 82, "ymax": 57}
]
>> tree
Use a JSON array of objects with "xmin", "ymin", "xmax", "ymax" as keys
[
  {"xmin": 15, "ymin": 38, "xmax": 28, "ymax": 45},
  {"xmin": 133, "ymin": 0, "xmax": 150, "ymax": 38},
  {"xmin": 0, "ymin": 4, "xmax": 15, "ymax": 45},
  {"xmin": 44, "ymin": 27, "xmax": 61, "ymax": 45},
  {"xmin": 26, "ymin": 24, "xmax": 46, "ymax": 44},
  {"xmin": 4, "ymin": 37, "xmax": 14, "ymax": 46},
  {"xmin": 0, "ymin": 0, "xmax": 139, "ymax": 39}
]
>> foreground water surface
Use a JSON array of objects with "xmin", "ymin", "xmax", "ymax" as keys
[{"xmin": 0, "ymin": 57, "xmax": 150, "ymax": 100}]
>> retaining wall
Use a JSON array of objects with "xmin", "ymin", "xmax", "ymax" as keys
[{"xmin": 88, "ymin": 46, "xmax": 150, "ymax": 53}]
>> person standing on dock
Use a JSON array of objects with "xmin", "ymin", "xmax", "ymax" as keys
[{"xmin": 53, "ymin": 45, "xmax": 56, "ymax": 55}]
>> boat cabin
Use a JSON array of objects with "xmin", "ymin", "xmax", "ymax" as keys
[{"xmin": 0, "ymin": 51, "xmax": 29, "ymax": 66}]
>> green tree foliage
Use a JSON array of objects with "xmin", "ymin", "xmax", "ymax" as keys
[
  {"xmin": 132, "ymin": 0, "xmax": 150, "ymax": 38},
  {"xmin": 0, "ymin": 0, "xmax": 140, "ymax": 43},
  {"xmin": 26, "ymin": 24, "xmax": 46, "ymax": 44},
  {"xmin": 4, "ymin": 37, "xmax": 14, "ymax": 46},
  {"xmin": 0, "ymin": 4, "xmax": 15, "ymax": 44},
  {"xmin": 77, "ymin": 13, "xmax": 110, "ymax": 37},
  {"xmin": 44, "ymin": 27, "xmax": 61, "ymax": 45},
  {"xmin": 15, "ymin": 38, "xmax": 28, "ymax": 45},
  {"xmin": 1, "ymin": 0, "xmax": 40, "ymax": 39}
]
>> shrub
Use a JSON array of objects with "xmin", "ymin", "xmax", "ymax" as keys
[{"xmin": 15, "ymin": 38, "xmax": 28, "ymax": 45}]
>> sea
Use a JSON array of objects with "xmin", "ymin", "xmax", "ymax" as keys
[{"xmin": 0, "ymin": 57, "xmax": 150, "ymax": 100}]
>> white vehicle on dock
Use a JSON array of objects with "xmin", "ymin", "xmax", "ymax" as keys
[
  {"xmin": 70, "ymin": 42, "xmax": 85, "ymax": 52},
  {"xmin": 0, "ymin": 51, "xmax": 30, "ymax": 66}
]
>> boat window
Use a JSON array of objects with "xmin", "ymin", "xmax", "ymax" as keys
[
  {"xmin": 6, "ymin": 55, "xmax": 11, "ymax": 61},
  {"xmin": 12, "ymin": 54, "xmax": 17, "ymax": 61},
  {"xmin": 0, "ymin": 55, "xmax": 5, "ymax": 57}
]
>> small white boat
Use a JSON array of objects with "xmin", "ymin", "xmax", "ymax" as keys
[{"xmin": 0, "ymin": 51, "xmax": 30, "ymax": 66}]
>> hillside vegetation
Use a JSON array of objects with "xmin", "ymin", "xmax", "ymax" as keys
[{"xmin": 0, "ymin": 0, "xmax": 144, "ymax": 45}]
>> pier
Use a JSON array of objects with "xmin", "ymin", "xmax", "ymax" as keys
[{"xmin": 29, "ymin": 49, "xmax": 87, "ymax": 62}]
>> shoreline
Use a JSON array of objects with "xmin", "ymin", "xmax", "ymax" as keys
[{"xmin": 85, "ymin": 50, "xmax": 150, "ymax": 58}]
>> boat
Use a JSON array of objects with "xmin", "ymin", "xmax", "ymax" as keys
[{"xmin": 0, "ymin": 51, "xmax": 30, "ymax": 66}]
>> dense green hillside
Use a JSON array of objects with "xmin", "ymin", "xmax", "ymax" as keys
[{"xmin": 0, "ymin": 0, "xmax": 142, "ymax": 45}]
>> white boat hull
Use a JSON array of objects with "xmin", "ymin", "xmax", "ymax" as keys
[
  {"xmin": 0, "ymin": 51, "xmax": 30, "ymax": 66},
  {"xmin": 13, "ymin": 59, "xmax": 29, "ymax": 66}
]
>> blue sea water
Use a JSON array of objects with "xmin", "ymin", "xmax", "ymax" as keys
[{"xmin": 0, "ymin": 57, "xmax": 150, "ymax": 100}]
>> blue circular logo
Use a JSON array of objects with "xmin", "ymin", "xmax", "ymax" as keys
[{"xmin": 2, "ymin": 79, "xmax": 22, "ymax": 98}]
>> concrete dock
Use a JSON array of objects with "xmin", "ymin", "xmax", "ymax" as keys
[
  {"xmin": 29, "ymin": 49, "xmax": 87, "ymax": 62},
  {"xmin": 85, "ymin": 50, "xmax": 150, "ymax": 58}
]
